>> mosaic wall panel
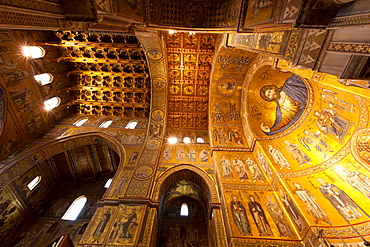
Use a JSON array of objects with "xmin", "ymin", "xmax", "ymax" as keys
[
  {"xmin": 224, "ymin": 189, "xmax": 299, "ymax": 239},
  {"xmin": 242, "ymin": 0, "xmax": 277, "ymax": 27},
  {"xmin": 215, "ymin": 151, "xmax": 268, "ymax": 186},
  {"xmin": 79, "ymin": 205, "xmax": 145, "ymax": 245},
  {"xmin": 210, "ymin": 46, "xmax": 258, "ymax": 149},
  {"xmin": 228, "ymin": 31, "xmax": 290, "ymax": 56},
  {"xmin": 283, "ymin": 159, "xmax": 370, "ymax": 227},
  {"xmin": 0, "ymin": 30, "xmax": 71, "ymax": 160}
]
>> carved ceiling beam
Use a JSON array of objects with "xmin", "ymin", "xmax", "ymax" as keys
[
  {"xmin": 57, "ymin": 57, "xmax": 144, "ymax": 64},
  {"xmin": 67, "ymin": 70, "xmax": 149, "ymax": 78},
  {"xmin": 70, "ymin": 86, "xmax": 150, "ymax": 93},
  {"xmin": 59, "ymin": 41, "xmax": 140, "ymax": 48},
  {"xmin": 70, "ymin": 100, "xmax": 149, "ymax": 108}
]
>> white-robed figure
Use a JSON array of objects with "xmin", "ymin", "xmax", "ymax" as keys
[
  {"xmin": 267, "ymin": 145, "xmax": 291, "ymax": 169},
  {"xmin": 293, "ymin": 182, "xmax": 327, "ymax": 222},
  {"xmin": 219, "ymin": 156, "xmax": 235, "ymax": 181},
  {"xmin": 342, "ymin": 167, "xmax": 370, "ymax": 199},
  {"xmin": 318, "ymin": 179, "xmax": 363, "ymax": 220},
  {"xmin": 246, "ymin": 157, "xmax": 263, "ymax": 182}
]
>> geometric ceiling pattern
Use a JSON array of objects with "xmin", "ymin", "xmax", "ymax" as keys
[{"xmin": 166, "ymin": 32, "xmax": 218, "ymax": 130}]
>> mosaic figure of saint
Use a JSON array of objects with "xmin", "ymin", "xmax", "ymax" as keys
[
  {"xmin": 198, "ymin": 148, "xmax": 209, "ymax": 162},
  {"xmin": 162, "ymin": 148, "xmax": 172, "ymax": 161},
  {"xmin": 342, "ymin": 167, "xmax": 370, "ymax": 199},
  {"xmin": 279, "ymin": 189, "xmax": 305, "ymax": 232},
  {"xmin": 120, "ymin": 208, "xmax": 138, "ymax": 238},
  {"xmin": 187, "ymin": 148, "xmax": 196, "ymax": 162},
  {"xmin": 314, "ymin": 108, "xmax": 350, "ymax": 140},
  {"xmin": 257, "ymin": 151, "xmax": 273, "ymax": 178},
  {"xmin": 229, "ymin": 128, "xmax": 243, "ymax": 145},
  {"xmin": 219, "ymin": 156, "xmax": 235, "ymax": 181},
  {"xmin": 260, "ymin": 74, "xmax": 308, "ymax": 136},
  {"xmin": 245, "ymin": 157, "xmax": 263, "ymax": 182},
  {"xmin": 267, "ymin": 145, "xmax": 291, "ymax": 169},
  {"xmin": 230, "ymin": 194, "xmax": 251, "ymax": 235},
  {"xmin": 318, "ymin": 179, "xmax": 363, "ymax": 220},
  {"xmin": 293, "ymin": 182, "xmax": 327, "ymax": 223},
  {"xmin": 232, "ymin": 156, "xmax": 250, "ymax": 182},
  {"xmin": 265, "ymin": 196, "xmax": 293, "ymax": 237},
  {"xmin": 248, "ymin": 195, "xmax": 273, "ymax": 236},
  {"xmin": 284, "ymin": 141, "xmax": 311, "ymax": 167},
  {"xmin": 93, "ymin": 209, "xmax": 111, "ymax": 237},
  {"xmin": 128, "ymin": 151, "xmax": 139, "ymax": 164},
  {"xmin": 176, "ymin": 149, "xmax": 185, "ymax": 162}
]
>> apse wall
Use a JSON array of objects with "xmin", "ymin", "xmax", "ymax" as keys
[{"xmin": 209, "ymin": 44, "xmax": 370, "ymax": 246}]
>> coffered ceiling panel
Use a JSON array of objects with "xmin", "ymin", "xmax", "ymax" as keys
[
  {"xmin": 166, "ymin": 32, "xmax": 218, "ymax": 130},
  {"xmin": 53, "ymin": 31, "xmax": 151, "ymax": 118}
]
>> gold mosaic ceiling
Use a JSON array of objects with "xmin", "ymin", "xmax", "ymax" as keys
[
  {"xmin": 54, "ymin": 31, "xmax": 150, "ymax": 118},
  {"xmin": 165, "ymin": 32, "xmax": 218, "ymax": 130}
]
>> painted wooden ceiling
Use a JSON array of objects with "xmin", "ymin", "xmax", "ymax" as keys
[
  {"xmin": 166, "ymin": 32, "xmax": 218, "ymax": 130},
  {"xmin": 54, "ymin": 31, "xmax": 151, "ymax": 119}
]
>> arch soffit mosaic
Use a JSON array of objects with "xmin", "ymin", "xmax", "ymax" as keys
[
  {"xmin": 151, "ymin": 164, "xmax": 219, "ymax": 204},
  {"xmin": 0, "ymin": 132, "xmax": 126, "ymax": 188}
]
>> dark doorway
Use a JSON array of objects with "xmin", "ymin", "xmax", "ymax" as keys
[{"xmin": 158, "ymin": 179, "xmax": 209, "ymax": 247}]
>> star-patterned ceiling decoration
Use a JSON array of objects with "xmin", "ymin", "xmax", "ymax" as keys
[{"xmin": 165, "ymin": 32, "xmax": 218, "ymax": 130}]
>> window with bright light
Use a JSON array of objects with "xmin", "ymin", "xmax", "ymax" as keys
[
  {"xmin": 61, "ymin": 196, "xmax": 87, "ymax": 221},
  {"xmin": 73, "ymin": 118, "xmax": 88, "ymax": 127},
  {"xmin": 104, "ymin": 178, "xmax": 113, "ymax": 188},
  {"xmin": 34, "ymin": 73, "xmax": 53, "ymax": 85},
  {"xmin": 168, "ymin": 137, "xmax": 178, "ymax": 144},
  {"xmin": 196, "ymin": 137, "xmax": 205, "ymax": 143},
  {"xmin": 180, "ymin": 203, "xmax": 189, "ymax": 216},
  {"xmin": 99, "ymin": 120, "xmax": 113, "ymax": 128},
  {"xmin": 22, "ymin": 46, "xmax": 45, "ymax": 59},
  {"xmin": 27, "ymin": 176, "xmax": 41, "ymax": 190},
  {"xmin": 44, "ymin": 97, "xmax": 61, "ymax": 110},
  {"xmin": 125, "ymin": 120, "xmax": 138, "ymax": 129},
  {"xmin": 183, "ymin": 137, "xmax": 191, "ymax": 143}
]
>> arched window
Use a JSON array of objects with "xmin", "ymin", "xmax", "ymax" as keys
[
  {"xmin": 196, "ymin": 137, "xmax": 205, "ymax": 143},
  {"xmin": 34, "ymin": 73, "xmax": 53, "ymax": 85},
  {"xmin": 99, "ymin": 120, "xmax": 113, "ymax": 128},
  {"xmin": 125, "ymin": 120, "xmax": 138, "ymax": 129},
  {"xmin": 27, "ymin": 176, "xmax": 41, "ymax": 190},
  {"xmin": 180, "ymin": 203, "xmax": 189, "ymax": 216},
  {"xmin": 73, "ymin": 117, "xmax": 88, "ymax": 127},
  {"xmin": 168, "ymin": 136, "xmax": 178, "ymax": 144},
  {"xmin": 44, "ymin": 97, "xmax": 61, "ymax": 110},
  {"xmin": 22, "ymin": 46, "xmax": 45, "ymax": 59},
  {"xmin": 183, "ymin": 137, "xmax": 191, "ymax": 144},
  {"xmin": 61, "ymin": 196, "xmax": 87, "ymax": 221},
  {"xmin": 104, "ymin": 178, "xmax": 113, "ymax": 188}
]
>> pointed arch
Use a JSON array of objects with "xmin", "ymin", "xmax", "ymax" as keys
[
  {"xmin": 151, "ymin": 164, "xmax": 219, "ymax": 204},
  {"xmin": 0, "ymin": 133, "xmax": 125, "ymax": 189}
]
